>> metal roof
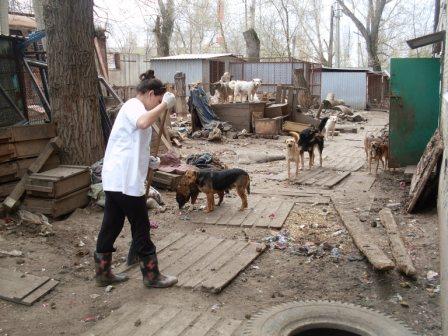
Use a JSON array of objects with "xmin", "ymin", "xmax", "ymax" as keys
[
  {"xmin": 322, "ymin": 67, "xmax": 370, "ymax": 72},
  {"xmin": 151, "ymin": 53, "xmax": 241, "ymax": 61}
]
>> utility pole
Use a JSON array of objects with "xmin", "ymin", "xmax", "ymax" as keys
[
  {"xmin": 0, "ymin": 0, "xmax": 9, "ymax": 35},
  {"xmin": 334, "ymin": 2, "xmax": 341, "ymax": 68}
]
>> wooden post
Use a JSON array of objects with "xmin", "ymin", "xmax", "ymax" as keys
[
  {"xmin": 174, "ymin": 72, "xmax": 187, "ymax": 116},
  {"xmin": 145, "ymin": 109, "xmax": 169, "ymax": 198}
]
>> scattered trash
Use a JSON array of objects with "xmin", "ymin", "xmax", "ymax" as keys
[
  {"xmin": 105, "ymin": 285, "xmax": 114, "ymax": 293},
  {"xmin": 332, "ymin": 229, "xmax": 344, "ymax": 236},
  {"xmin": 134, "ymin": 318, "xmax": 142, "ymax": 327},
  {"xmin": 83, "ymin": 315, "xmax": 98, "ymax": 323},
  {"xmin": 426, "ymin": 270, "xmax": 439, "ymax": 283},
  {"xmin": 400, "ymin": 282, "xmax": 411, "ymax": 288},
  {"xmin": 149, "ymin": 220, "xmax": 159, "ymax": 229},
  {"xmin": 211, "ymin": 303, "xmax": 221, "ymax": 313},
  {"xmin": 263, "ymin": 230, "xmax": 290, "ymax": 250},
  {"xmin": 330, "ymin": 247, "xmax": 341, "ymax": 262},
  {"xmin": 399, "ymin": 181, "xmax": 406, "ymax": 189},
  {"xmin": 76, "ymin": 240, "xmax": 85, "ymax": 247},
  {"xmin": 0, "ymin": 249, "xmax": 23, "ymax": 257},
  {"xmin": 89, "ymin": 183, "xmax": 106, "ymax": 207},
  {"xmin": 386, "ymin": 202, "xmax": 401, "ymax": 210},
  {"xmin": 348, "ymin": 255, "xmax": 365, "ymax": 262},
  {"xmin": 90, "ymin": 294, "xmax": 100, "ymax": 299},
  {"xmin": 251, "ymin": 265, "xmax": 260, "ymax": 270}
]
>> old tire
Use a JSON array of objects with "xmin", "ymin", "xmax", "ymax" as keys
[{"xmin": 243, "ymin": 301, "xmax": 418, "ymax": 336}]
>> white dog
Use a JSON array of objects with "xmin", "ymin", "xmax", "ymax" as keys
[
  {"xmin": 233, "ymin": 78, "xmax": 262, "ymax": 103},
  {"xmin": 323, "ymin": 115, "xmax": 338, "ymax": 140}
]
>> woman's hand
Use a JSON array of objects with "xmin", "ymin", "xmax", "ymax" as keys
[{"xmin": 162, "ymin": 92, "xmax": 176, "ymax": 109}]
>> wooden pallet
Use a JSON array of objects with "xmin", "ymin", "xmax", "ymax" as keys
[
  {"xmin": 188, "ymin": 194, "xmax": 295, "ymax": 229},
  {"xmin": 117, "ymin": 233, "xmax": 265, "ymax": 293},
  {"xmin": 292, "ymin": 167, "xmax": 351, "ymax": 189},
  {"xmin": 82, "ymin": 302, "xmax": 242, "ymax": 336},
  {"xmin": 0, "ymin": 267, "xmax": 58, "ymax": 306}
]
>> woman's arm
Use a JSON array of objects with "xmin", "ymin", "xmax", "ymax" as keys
[
  {"xmin": 136, "ymin": 102, "xmax": 167, "ymax": 129},
  {"xmin": 136, "ymin": 92, "xmax": 176, "ymax": 129}
]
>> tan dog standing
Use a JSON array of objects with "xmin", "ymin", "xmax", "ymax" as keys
[{"xmin": 286, "ymin": 132, "xmax": 301, "ymax": 180}]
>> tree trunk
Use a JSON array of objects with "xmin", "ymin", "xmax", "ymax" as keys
[
  {"xmin": 43, "ymin": 0, "xmax": 104, "ymax": 165},
  {"xmin": 328, "ymin": 5, "xmax": 334, "ymax": 67},
  {"xmin": 32, "ymin": 0, "xmax": 46, "ymax": 49},
  {"xmin": 367, "ymin": 37, "xmax": 381, "ymax": 71},
  {"xmin": 0, "ymin": 0, "xmax": 9, "ymax": 35},
  {"xmin": 154, "ymin": 0, "xmax": 174, "ymax": 57},
  {"xmin": 248, "ymin": 0, "xmax": 256, "ymax": 29},
  {"xmin": 243, "ymin": 28, "xmax": 260, "ymax": 61}
]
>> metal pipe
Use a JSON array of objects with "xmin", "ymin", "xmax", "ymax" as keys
[
  {"xmin": 0, "ymin": 83, "xmax": 26, "ymax": 120},
  {"xmin": 23, "ymin": 58, "xmax": 52, "ymax": 119},
  {"xmin": 98, "ymin": 76, "xmax": 123, "ymax": 104}
]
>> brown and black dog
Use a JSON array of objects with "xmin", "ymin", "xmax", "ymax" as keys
[{"xmin": 181, "ymin": 168, "xmax": 250, "ymax": 212}]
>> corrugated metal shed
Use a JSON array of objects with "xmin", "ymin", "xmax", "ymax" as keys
[
  {"xmin": 150, "ymin": 54, "xmax": 242, "ymax": 93},
  {"xmin": 151, "ymin": 53, "xmax": 240, "ymax": 61},
  {"xmin": 321, "ymin": 68, "xmax": 367, "ymax": 109}
]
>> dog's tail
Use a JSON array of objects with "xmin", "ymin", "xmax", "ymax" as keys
[
  {"xmin": 289, "ymin": 131, "xmax": 300, "ymax": 142},
  {"xmin": 318, "ymin": 117, "xmax": 329, "ymax": 132}
]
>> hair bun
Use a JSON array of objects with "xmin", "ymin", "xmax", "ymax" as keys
[{"xmin": 140, "ymin": 69, "xmax": 155, "ymax": 81}]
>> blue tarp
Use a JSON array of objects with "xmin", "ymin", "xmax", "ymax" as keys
[{"xmin": 189, "ymin": 87, "xmax": 229, "ymax": 130}]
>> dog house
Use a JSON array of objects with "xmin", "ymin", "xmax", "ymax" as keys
[{"xmin": 150, "ymin": 53, "xmax": 243, "ymax": 93}]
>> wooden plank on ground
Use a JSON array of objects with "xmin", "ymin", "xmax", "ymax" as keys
[
  {"xmin": 132, "ymin": 307, "xmax": 180, "ymax": 336},
  {"xmin": 269, "ymin": 201, "xmax": 295, "ymax": 229},
  {"xmin": 335, "ymin": 172, "xmax": 376, "ymax": 193},
  {"xmin": 82, "ymin": 303, "xmax": 242, "ymax": 336},
  {"xmin": 332, "ymin": 195, "xmax": 395, "ymax": 271},
  {"xmin": 159, "ymin": 235, "xmax": 208, "ymax": 269},
  {"xmin": 379, "ymin": 208, "xmax": 416, "ymax": 277},
  {"xmin": 241, "ymin": 198, "xmax": 270, "ymax": 227},
  {"xmin": 212, "ymin": 319, "xmax": 242, "ymax": 336},
  {"xmin": 161, "ymin": 236, "xmax": 223, "ymax": 276},
  {"xmin": 201, "ymin": 242, "xmax": 266, "ymax": 293},
  {"xmin": 407, "ymin": 130, "xmax": 443, "ymax": 213},
  {"xmin": 182, "ymin": 314, "xmax": 221, "ymax": 336},
  {"xmin": 178, "ymin": 240, "xmax": 238, "ymax": 287},
  {"xmin": 181, "ymin": 240, "xmax": 248, "ymax": 288},
  {"xmin": 21, "ymin": 279, "xmax": 58, "ymax": 306},
  {"xmin": 0, "ymin": 268, "xmax": 50, "ymax": 302},
  {"xmin": 157, "ymin": 311, "xmax": 202, "ymax": 336},
  {"xmin": 322, "ymin": 171, "xmax": 351, "ymax": 189},
  {"xmin": 255, "ymin": 199, "xmax": 282, "ymax": 228},
  {"xmin": 220, "ymin": 196, "xmax": 262, "ymax": 226}
]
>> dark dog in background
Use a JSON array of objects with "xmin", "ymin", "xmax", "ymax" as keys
[
  {"xmin": 297, "ymin": 117, "xmax": 328, "ymax": 169},
  {"xmin": 182, "ymin": 168, "xmax": 250, "ymax": 212}
]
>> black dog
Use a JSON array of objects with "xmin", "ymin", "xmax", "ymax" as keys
[
  {"xmin": 297, "ymin": 117, "xmax": 328, "ymax": 169},
  {"xmin": 182, "ymin": 168, "xmax": 251, "ymax": 212}
]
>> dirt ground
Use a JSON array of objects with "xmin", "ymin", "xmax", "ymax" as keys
[{"xmin": 0, "ymin": 111, "xmax": 441, "ymax": 336}]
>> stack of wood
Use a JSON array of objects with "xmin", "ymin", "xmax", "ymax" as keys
[
  {"xmin": 0, "ymin": 124, "xmax": 60, "ymax": 202},
  {"xmin": 22, "ymin": 165, "xmax": 91, "ymax": 218}
]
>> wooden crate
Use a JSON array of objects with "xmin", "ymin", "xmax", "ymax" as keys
[
  {"xmin": 152, "ymin": 171, "xmax": 182, "ymax": 191},
  {"xmin": 0, "ymin": 123, "xmax": 56, "ymax": 143},
  {"xmin": 26, "ymin": 165, "xmax": 90, "ymax": 199},
  {"xmin": 22, "ymin": 186, "xmax": 90, "ymax": 217},
  {"xmin": 254, "ymin": 117, "xmax": 284, "ymax": 136},
  {"xmin": 0, "ymin": 155, "xmax": 60, "ymax": 184},
  {"xmin": 264, "ymin": 103, "xmax": 288, "ymax": 118},
  {"xmin": 211, "ymin": 102, "xmax": 265, "ymax": 132},
  {"xmin": 0, "ymin": 124, "xmax": 57, "ymax": 163}
]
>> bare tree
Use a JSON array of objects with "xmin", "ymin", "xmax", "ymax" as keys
[
  {"xmin": 243, "ymin": 0, "xmax": 260, "ymax": 60},
  {"xmin": 153, "ymin": 0, "xmax": 174, "ymax": 56},
  {"xmin": 336, "ymin": 0, "xmax": 390, "ymax": 71},
  {"xmin": 43, "ymin": 0, "xmax": 104, "ymax": 164}
]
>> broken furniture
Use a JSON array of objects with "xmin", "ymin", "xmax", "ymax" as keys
[
  {"xmin": 22, "ymin": 165, "xmax": 90, "ymax": 217},
  {"xmin": 1, "ymin": 124, "xmax": 62, "ymax": 209},
  {"xmin": 211, "ymin": 102, "xmax": 265, "ymax": 132},
  {"xmin": 0, "ymin": 267, "xmax": 58, "ymax": 306},
  {"xmin": 254, "ymin": 116, "xmax": 285, "ymax": 136},
  {"xmin": 152, "ymin": 170, "xmax": 182, "ymax": 191}
]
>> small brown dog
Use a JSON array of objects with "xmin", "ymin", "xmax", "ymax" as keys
[
  {"xmin": 286, "ymin": 132, "xmax": 301, "ymax": 180},
  {"xmin": 183, "ymin": 168, "xmax": 250, "ymax": 212},
  {"xmin": 364, "ymin": 131, "xmax": 389, "ymax": 175}
]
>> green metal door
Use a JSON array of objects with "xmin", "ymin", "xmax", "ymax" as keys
[{"xmin": 389, "ymin": 58, "xmax": 440, "ymax": 167}]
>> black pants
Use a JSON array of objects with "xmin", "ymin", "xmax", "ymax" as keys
[{"xmin": 96, "ymin": 191, "xmax": 156, "ymax": 257}]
